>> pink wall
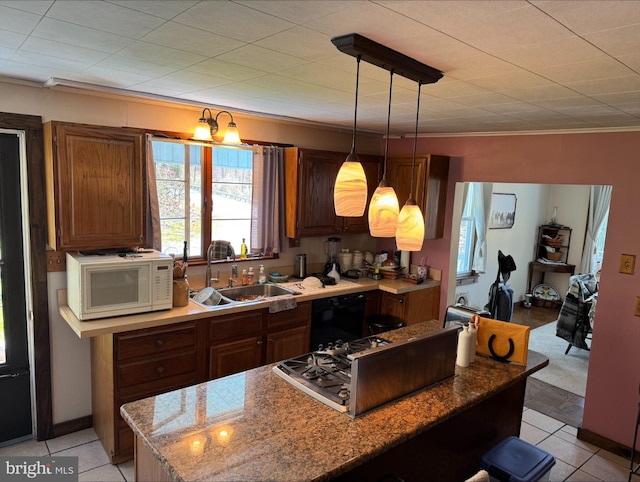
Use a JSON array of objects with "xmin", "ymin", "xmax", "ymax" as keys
[{"xmin": 389, "ymin": 132, "xmax": 640, "ymax": 448}]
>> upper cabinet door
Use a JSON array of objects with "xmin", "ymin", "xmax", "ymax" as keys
[
  {"xmin": 387, "ymin": 154, "xmax": 449, "ymax": 239},
  {"xmin": 284, "ymin": 147, "xmax": 382, "ymax": 239},
  {"xmin": 45, "ymin": 122, "xmax": 146, "ymax": 250}
]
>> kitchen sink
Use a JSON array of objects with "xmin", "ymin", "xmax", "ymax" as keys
[
  {"xmin": 217, "ymin": 283, "xmax": 297, "ymax": 302},
  {"xmin": 189, "ymin": 283, "xmax": 296, "ymax": 310}
]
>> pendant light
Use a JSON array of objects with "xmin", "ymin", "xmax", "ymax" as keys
[
  {"xmin": 368, "ymin": 70, "xmax": 399, "ymax": 237},
  {"xmin": 334, "ymin": 55, "xmax": 368, "ymax": 217},
  {"xmin": 396, "ymin": 82, "xmax": 425, "ymax": 251}
]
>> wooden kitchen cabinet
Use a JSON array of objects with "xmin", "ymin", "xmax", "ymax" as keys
[
  {"xmin": 387, "ymin": 154, "xmax": 450, "ymax": 239},
  {"xmin": 90, "ymin": 302, "xmax": 311, "ymax": 464},
  {"xmin": 265, "ymin": 301, "xmax": 311, "ymax": 363},
  {"xmin": 284, "ymin": 147, "xmax": 381, "ymax": 238},
  {"xmin": 379, "ymin": 286, "xmax": 440, "ymax": 327},
  {"xmin": 44, "ymin": 121, "xmax": 146, "ymax": 250},
  {"xmin": 208, "ymin": 311, "xmax": 264, "ymax": 379},
  {"xmin": 208, "ymin": 301, "xmax": 311, "ymax": 379},
  {"xmin": 91, "ymin": 321, "xmax": 205, "ymax": 464}
]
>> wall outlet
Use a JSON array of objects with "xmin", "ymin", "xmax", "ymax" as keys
[
  {"xmin": 46, "ymin": 250, "xmax": 66, "ymax": 272},
  {"xmin": 635, "ymin": 297, "xmax": 640, "ymax": 317}
]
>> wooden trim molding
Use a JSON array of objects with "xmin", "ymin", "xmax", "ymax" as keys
[
  {"xmin": 53, "ymin": 415, "xmax": 92, "ymax": 439},
  {"xmin": 0, "ymin": 112, "xmax": 53, "ymax": 440},
  {"xmin": 577, "ymin": 427, "xmax": 635, "ymax": 462}
]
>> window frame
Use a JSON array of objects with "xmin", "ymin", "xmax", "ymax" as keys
[{"xmin": 150, "ymin": 134, "xmax": 277, "ymax": 265}]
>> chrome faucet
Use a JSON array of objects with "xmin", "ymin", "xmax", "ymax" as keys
[
  {"xmin": 205, "ymin": 243, "xmax": 220, "ymax": 288},
  {"xmin": 229, "ymin": 247, "xmax": 238, "ymax": 287}
]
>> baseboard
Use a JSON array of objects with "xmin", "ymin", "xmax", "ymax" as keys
[
  {"xmin": 52, "ymin": 415, "xmax": 93, "ymax": 439},
  {"xmin": 578, "ymin": 427, "xmax": 635, "ymax": 462}
]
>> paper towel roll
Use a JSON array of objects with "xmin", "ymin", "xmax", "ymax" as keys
[{"xmin": 400, "ymin": 250, "xmax": 410, "ymax": 273}]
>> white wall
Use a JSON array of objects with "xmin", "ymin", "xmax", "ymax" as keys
[
  {"xmin": 1, "ymin": 80, "xmax": 384, "ymax": 424},
  {"xmin": 454, "ymin": 183, "xmax": 591, "ymax": 310}
]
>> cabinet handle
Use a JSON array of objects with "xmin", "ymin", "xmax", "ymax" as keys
[
  {"xmin": 257, "ymin": 339, "xmax": 263, "ymax": 345},
  {"xmin": 156, "ymin": 366, "xmax": 164, "ymax": 374},
  {"xmin": 156, "ymin": 339, "xmax": 164, "ymax": 347},
  {"xmin": 397, "ymin": 299, "xmax": 404, "ymax": 304},
  {"xmin": 268, "ymin": 338, "xmax": 274, "ymax": 344}
]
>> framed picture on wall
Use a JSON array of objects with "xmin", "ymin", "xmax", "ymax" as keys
[{"xmin": 489, "ymin": 193, "xmax": 517, "ymax": 229}]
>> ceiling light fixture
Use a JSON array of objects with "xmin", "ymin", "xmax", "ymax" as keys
[
  {"xmin": 334, "ymin": 55, "xmax": 368, "ymax": 217},
  {"xmin": 368, "ymin": 69, "xmax": 399, "ymax": 237},
  {"xmin": 396, "ymin": 82, "xmax": 426, "ymax": 251},
  {"xmin": 331, "ymin": 33, "xmax": 442, "ymax": 222},
  {"xmin": 193, "ymin": 108, "xmax": 241, "ymax": 144}
]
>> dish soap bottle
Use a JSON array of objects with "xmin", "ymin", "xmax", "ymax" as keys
[
  {"xmin": 240, "ymin": 238, "xmax": 248, "ymax": 260},
  {"xmin": 247, "ymin": 266, "xmax": 254, "ymax": 285},
  {"xmin": 258, "ymin": 265, "xmax": 267, "ymax": 284}
]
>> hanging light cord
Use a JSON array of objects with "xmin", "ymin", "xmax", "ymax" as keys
[
  {"xmin": 410, "ymin": 81, "xmax": 423, "ymax": 200},
  {"xmin": 383, "ymin": 69, "xmax": 394, "ymax": 179},
  {"xmin": 348, "ymin": 55, "xmax": 362, "ymax": 160}
]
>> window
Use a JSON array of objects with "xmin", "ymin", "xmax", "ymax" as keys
[
  {"xmin": 151, "ymin": 139, "xmax": 254, "ymax": 260},
  {"xmin": 457, "ymin": 184, "xmax": 476, "ymax": 275}
]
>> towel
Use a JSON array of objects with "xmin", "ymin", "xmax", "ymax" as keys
[
  {"xmin": 268, "ymin": 294, "xmax": 297, "ymax": 313},
  {"xmin": 473, "ymin": 315, "xmax": 530, "ymax": 365}
]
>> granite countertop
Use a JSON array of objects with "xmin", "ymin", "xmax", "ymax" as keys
[
  {"xmin": 58, "ymin": 277, "xmax": 441, "ymax": 338},
  {"xmin": 120, "ymin": 321, "xmax": 548, "ymax": 482}
]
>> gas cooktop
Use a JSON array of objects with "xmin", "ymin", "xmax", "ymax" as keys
[
  {"xmin": 273, "ymin": 328, "xmax": 459, "ymax": 418},
  {"xmin": 272, "ymin": 336, "xmax": 390, "ymax": 413}
]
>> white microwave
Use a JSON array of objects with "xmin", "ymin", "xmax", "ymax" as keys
[{"xmin": 66, "ymin": 250, "xmax": 173, "ymax": 321}]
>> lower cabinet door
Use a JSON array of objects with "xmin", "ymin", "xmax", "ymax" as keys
[
  {"xmin": 266, "ymin": 325, "xmax": 309, "ymax": 364},
  {"xmin": 209, "ymin": 337, "xmax": 263, "ymax": 380}
]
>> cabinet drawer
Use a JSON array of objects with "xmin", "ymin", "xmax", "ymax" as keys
[
  {"xmin": 209, "ymin": 312, "xmax": 263, "ymax": 342},
  {"xmin": 267, "ymin": 302, "xmax": 311, "ymax": 331},
  {"xmin": 117, "ymin": 323, "xmax": 197, "ymax": 361},
  {"xmin": 118, "ymin": 350, "xmax": 197, "ymax": 389}
]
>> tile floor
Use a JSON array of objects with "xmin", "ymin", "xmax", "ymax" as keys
[{"xmin": 0, "ymin": 408, "xmax": 638, "ymax": 482}]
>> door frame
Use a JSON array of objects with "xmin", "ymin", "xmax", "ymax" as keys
[{"xmin": 0, "ymin": 113, "xmax": 53, "ymax": 440}]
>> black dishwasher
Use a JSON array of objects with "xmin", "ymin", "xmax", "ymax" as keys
[{"xmin": 310, "ymin": 292, "xmax": 367, "ymax": 350}]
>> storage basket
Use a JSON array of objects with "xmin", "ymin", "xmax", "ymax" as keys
[
  {"xmin": 546, "ymin": 251, "xmax": 562, "ymax": 261},
  {"xmin": 546, "ymin": 236, "xmax": 563, "ymax": 248}
]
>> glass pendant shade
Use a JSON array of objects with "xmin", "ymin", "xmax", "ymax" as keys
[
  {"xmin": 193, "ymin": 120, "xmax": 213, "ymax": 141},
  {"xmin": 222, "ymin": 122, "xmax": 241, "ymax": 144},
  {"xmin": 334, "ymin": 160, "xmax": 368, "ymax": 216},
  {"xmin": 396, "ymin": 199, "xmax": 425, "ymax": 251},
  {"xmin": 368, "ymin": 179, "xmax": 399, "ymax": 237}
]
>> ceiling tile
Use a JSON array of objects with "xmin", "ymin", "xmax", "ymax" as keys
[
  {"xmin": 32, "ymin": 17, "xmax": 132, "ymax": 53},
  {"xmin": 140, "ymin": 22, "xmax": 245, "ymax": 58},
  {"xmin": 0, "ymin": 29, "xmax": 26, "ymax": 50},
  {"xmin": 173, "ymin": 2, "xmax": 294, "ymax": 43},
  {"xmin": 186, "ymin": 59, "xmax": 267, "ymax": 83},
  {"xmin": 215, "ymin": 44, "xmax": 308, "ymax": 74},
  {"xmin": 565, "ymin": 75, "xmax": 640, "ymax": 96},
  {"xmin": 254, "ymin": 27, "xmax": 335, "ymax": 62},
  {"xmin": 0, "ymin": 1, "xmax": 54, "ymax": 16},
  {"xmin": 584, "ymin": 24, "xmax": 640, "ymax": 57},
  {"xmin": 93, "ymin": 55, "xmax": 176, "ymax": 77},
  {"xmin": 0, "ymin": 5, "xmax": 43, "ymax": 34},
  {"xmin": 534, "ymin": 57, "xmax": 636, "ymax": 84},
  {"xmin": 46, "ymin": 0, "xmax": 164, "ymax": 39},
  {"xmin": 235, "ymin": 0, "xmax": 358, "ymax": 25},
  {"xmin": 107, "ymin": 0, "xmax": 198, "ymax": 20},
  {"xmin": 21, "ymin": 37, "xmax": 110, "ymax": 64},
  {"xmin": 532, "ymin": 0, "xmax": 640, "ymax": 34},
  {"xmin": 116, "ymin": 41, "xmax": 207, "ymax": 69}
]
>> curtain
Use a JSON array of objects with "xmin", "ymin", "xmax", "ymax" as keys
[
  {"xmin": 250, "ymin": 145, "xmax": 285, "ymax": 255},
  {"xmin": 145, "ymin": 134, "xmax": 162, "ymax": 250},
  {"xmin": 472, "ymin": 183, "xmax": 491, "ymax": 273},
  {"xmin": 579, "ymin": 185, "xmax": 612, "ymax": 274}
]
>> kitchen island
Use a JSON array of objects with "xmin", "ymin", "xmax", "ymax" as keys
[{"xmin": 121, "ymin": 320, "xmax": 548, "ymax": 482}]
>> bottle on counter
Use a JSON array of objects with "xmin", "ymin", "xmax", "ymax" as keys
[
  {"xmin": 241, "ymin": 269, "xmax": 248, "ymax": 286},
  {"xmin": 247, "ymin": 266, "xmax": 254, "ymax": 285},
  {"xmin": 240, "ymin": 238, "xmax": 248, "ymax": 260},
  {"xmin": 456, "ymin": 324, "xmax": 472, "ymax": 367},
  {"xmin": 258, "ymin": 265, "xmax": 267, "ymax": 284}
]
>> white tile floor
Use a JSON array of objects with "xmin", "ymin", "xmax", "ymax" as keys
[{"xmin": 1, "ymin": 408, "xmax": 638, "ymax": 481}]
